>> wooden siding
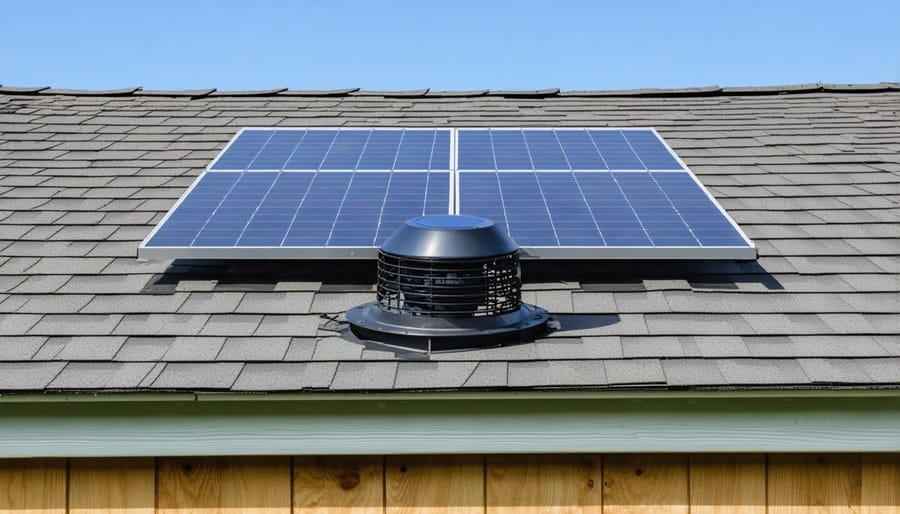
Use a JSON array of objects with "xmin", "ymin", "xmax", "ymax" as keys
[{"xmin": 1, "ymin": 454, "xmax": 898, "ymax": 514}]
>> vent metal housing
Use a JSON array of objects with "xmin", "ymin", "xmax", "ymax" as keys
[{"xmin": 347, "ymin": 215, "xmax": 549, "ymax": 351}]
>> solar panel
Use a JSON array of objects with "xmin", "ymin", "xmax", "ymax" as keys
[
  {"xmin": 139, "ymin": 127, "xmax": 755, "ymax": 260},
  {"xmin": 455, "ymin": 128, "xmax": 753, "ymax": 259},
  {"xmin": 140, "ymin": 128, "xmax": 452, "ymax": 259}
]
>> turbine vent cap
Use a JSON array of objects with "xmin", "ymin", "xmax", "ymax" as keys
[
  {"xmin": 380, "ymin": 215, "xmax": 518, "ymax": 259},
  {"xmin": 346, "ymin": 215, "xmax": 549, "ymax": 351}
]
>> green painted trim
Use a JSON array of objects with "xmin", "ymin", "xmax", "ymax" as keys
[{"xmin": 0, "ymin": 395, "xmax": 897, "ymax": 457}]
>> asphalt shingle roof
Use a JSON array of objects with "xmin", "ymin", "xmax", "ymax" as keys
[{"xmin": 0, "ymin": 84, "xmax": 898, "ymax": 393}]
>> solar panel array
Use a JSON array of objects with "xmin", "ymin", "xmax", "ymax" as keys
[{"xmin": 140, "ymin": 127, "xmax": 755, "ymax": 260}]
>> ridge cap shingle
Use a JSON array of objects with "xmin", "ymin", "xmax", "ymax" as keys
[{"xmin": 4, "ymin": 83, "xmax": 897, "ymax": 99}]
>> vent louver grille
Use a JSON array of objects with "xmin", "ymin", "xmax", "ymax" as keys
[{"xmin": 376, "ymin": 253, "xmax": 520, "ymax": 317}]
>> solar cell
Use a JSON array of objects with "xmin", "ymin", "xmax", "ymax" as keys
[
  {"xmin": 455, "ymin": 128, "xmax": 685, "ymax": 171},
  {"xmin": 146, "ymin": 170, "xmax": 450, "ymax": 251},
  {"xmin": 140, "ymin": 127, "xmax": 754, "ymax": 260},
  {"xmin": 211, "ymin": 128, "xmax": 451, "ymax": 171}
]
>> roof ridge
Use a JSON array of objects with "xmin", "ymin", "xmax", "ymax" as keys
[{"xmin": 0, "ymin": 82, "xmax": 897, "ymax": 98}]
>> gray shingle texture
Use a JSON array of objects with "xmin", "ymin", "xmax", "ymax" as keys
[{"xmin": 0, "ymin": 86, "xmax": 898, "ymax": 392}]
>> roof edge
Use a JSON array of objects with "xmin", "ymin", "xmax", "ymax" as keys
[
  {"xmin": 2, "ymin": 388, "xmax": 898, "ymax": 403},
  {"xmin": 1, "ymin": 82, "xmax": 897, "ymax": 98}
]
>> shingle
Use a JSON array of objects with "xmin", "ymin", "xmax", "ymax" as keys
[
  {"xmin": 620, "ymin": 336, "xmax": 690, "ymax": 358},
  {"xmin": 508, "ymin": 360, "xmax": 606, "ymax": 387},
  {"xmin": 0, "ymin": 362, "xmax": 66, "ymax": 390},
  {"xmin": 231, "ymin": 362, "xmax": 337, "ymax": 391},
  {"xmin": 161, "ymin": 336, "xmax": 226, "ymax": 361},
  {"xmin": 570, "ymin": 292, "xmax": 616, "ymax": 313},
  {"xmin": 101, "ymin": 257, "xmax": 173, "ymax": 275},
  {"xmin": 175, "ymin": 280, "xmax": 218, "ymax": 292},
  {"xmin": 217, "ymin": 337, "xmax": 290, "ymax": 361},
  {"xmin": 25, "ymin": 257, "xmax": 112, "ymax": 275},
  {"xmin": 310, "ymin": 293, "xmax": 372, "ymax": 313},
  {"xmin": 0, "ymin": 336, "xmax": 47, "ymax": 360},
  {"xmin": 31, "ymin": 337, "xmax": 67, "ymax": 359},
  {"xmin": 394, "ymin": 362, "xmax": 478, "ymax": 390},
  {"xmin": 797, "ymin": 359, "xmax": 872, "ymax": 384},
  {"xmin": 54, "ymin": 336, "xmax": 127, "ymax": 360},
  {"xmin": 853, "ymin": 358, "xmax": 900, "ymax": 383},
  {"xmin": 716, "ymin": 359, "xmax": 811, "ymax": 385},
  {"xmin": 113, "ymin": 314, "xmax": 209, "ymax": 336},
  {"xmin": 819, "ymin": 313, "xmax": 881, "ymax": 334},
  {"xmin": 151, "ymin": 362, "xmax": 243, "ymax": 389},
  {"xmin": 235, "ymin": 292, "xmax": 315, "ymax": 314},
  {"xmin": 79, "ymin": 293, "xmax": 189, "ymax": 313},
  {"xmin": 463, "ymin": 362, "xmax": 508, "ymax": 388},
  {"xmin": 604, "ymin": 359, "xmax": 666, "ymax": 385},
  {"xmin": 50, "ymin": 225, "xmax": 118, "ymax": 241},
  {"xmin": 0, "ymin": 296, "xmax": 29, "ymax": 312},
  {"xmin": 874, "ymin": 336, "xmax": 900, "ymax": 356},
  {"xmin": 533, "ymin": 337, "xmax": 619, "ymax": 359},
  {"xmin": 283, "ymin": 337, "xmax": 317, "ymax": 361},
  {"xmin": 274, "ymin": 281, "xmax": 322, "ymax": 292},
  {"xmin": 786, "ymin": 256, "xmax": 886, "ymax": 274},
  {"xmin": 645, "ymin": 313, "xmax": 754, "ymax": 335},
  {"xmin": 330, "ymin": 362, "xmax": 397, "ymax": 390},
  {"xmin": 4, "ymin": 241, "xmax": 96, "ymax": 258},
  {"xmin": 580, "ymin": 337, "xmax": 625, "ymax": 358},
  {"xmin": 0, "ymin": 276, "xmax": 28, "ymax": 293},
  {"xmin": 58, "ymin": 274, "xmax": 154, "ymax": 294},
  {"xmin": 550, "ymin": 314, "xmax": 648, "ymax": 336},
  {"xmin": 868, "ymin": 257, "xmax": 900, "ymax": 274},
  {"xmin": 114, "ymin": 336, "xmax": 174, "ymax": 361},
  {"xmin": 28, "ymin": 314, "xmax": 122, "ymax": 336},
  {"xmin": 429, "ymin": 341, "xmax": 536, "ymax": 361},
  {"xmin": 612, "ymin": 292, "xmax": 671, "ymax": 313},
  {"xmin": 531, "ymin": 290, "xmax": 574, "ymax": 313},
  {"xmin": 663, "ymin": 291, "xmax": 854, "ymax": 314},
  {"xmin": 661, "ymin": 359, "xmax": 727, "ymax": 386},
  {"xmin": 0, "ymin": 257, "xmax": 41, "ymax": 275},
  {"xmin": 253, "ymin": 315, "xmax": 322, "ymax": 337},
  {"xmin": 177, "ymin": 292, "xmax": 244, "ymax": 313},
  {"xmin": 841, "ymin": 274, "xmax": 900, "ymax": 293},
  {"xmin": 137, "ymin": 362, "xmax": 166, "ymax": 387},
  {"xmin": 48, "ymin": 362, "xmax": 155, "ymax": 389},
  {"xmin": 10, "ymin": 275, "xmax": 70, "ymax": 293},
  {"xmin": 199, "ymin": 314, "xmax": 262, "ymax": 336},
  {"xmin": 741, "ymin": 314, "xmax": 832, "ymax": 335},
  {"xmin": 311, "ymin": 336, "xmax": 364, "ymax": 360},
  {"xmin": 839, "ymin": 293, "xmax": 900, "ymax": 313}
]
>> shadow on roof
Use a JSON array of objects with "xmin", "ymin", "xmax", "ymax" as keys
[{"xmin": 140, "ymin": 258, "xmax": 783, "ymax": 294}]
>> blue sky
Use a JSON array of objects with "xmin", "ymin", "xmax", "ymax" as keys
[{"xmin": 2, "ymin": 0, "xmax": 898, "ymax": 91}]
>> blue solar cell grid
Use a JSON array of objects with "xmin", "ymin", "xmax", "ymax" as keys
[
  {"xmin": 459, "ymin": 171, "xmax": 746, "ymax": 247},
  {"xmin": 142, "ymin": 127, "xmax": 753, "ymax": 257},
  {"xmin": 147, "ymin": 171, "xmax": 450, "ymax": 247},
  {"xmin": 457, "ymin": 128, "xmax": 683, "ymax": 171},
  {"xmin": 211, "ymin": 128, "xmax": 451, "ymax": 171},
  {"xmin": 455, "ymin": 128, "xmax": 750, "ymax": 250}
]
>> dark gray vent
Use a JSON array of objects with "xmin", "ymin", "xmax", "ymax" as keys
[{"xmin": 347, "ymin": 215, "xmax": 548, "ymax": 351}]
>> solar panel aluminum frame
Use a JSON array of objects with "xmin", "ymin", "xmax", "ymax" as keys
[
  {"xmin": 138, "ymin": 127, "xmax": 756, "ymax": 261},
  {"xmin": 454, "ymin": 127, "xmax": 756, "ymax": 260},
  {"xmin": 138, "ymin": 127, "xmax": 455, "ymax": 260}
]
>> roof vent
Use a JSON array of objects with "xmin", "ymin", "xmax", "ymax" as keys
[{"xmin": 347, "ymin": 215, "xmax": 549, "ymax": 351}]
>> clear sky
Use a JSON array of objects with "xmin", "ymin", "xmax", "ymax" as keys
[{"xmin": 2, "ymin": 0, "xmax": 898, "ymax": 91}]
